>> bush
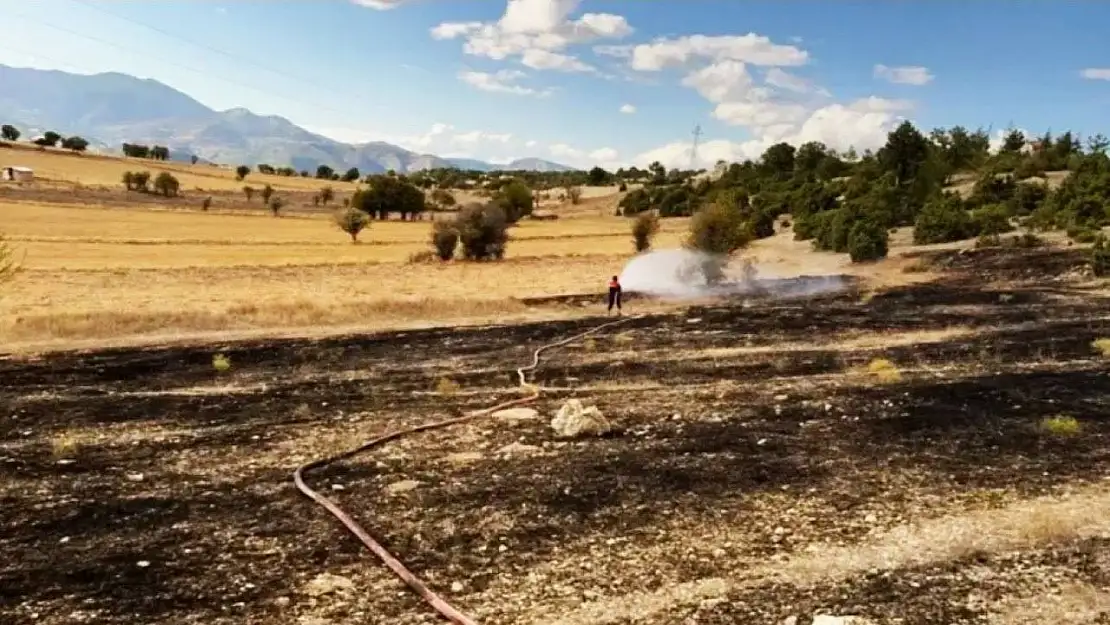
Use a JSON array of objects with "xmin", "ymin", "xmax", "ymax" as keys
[
  {"xmin": 431, "ymin": 220, "xmax": 459, "ymax": 260},
  {"xmin": 1067, "ymin": 225, "xmax": 1101, "ymax": 244},
  {"xmin": 1091, "ymin": 234, "xmax": 1110, "ymax": 277},
  {"xmin": 619, "ymin": 188, "xmax": 651, "ymax": 216},
  {"xmin": 618, "ymin": 181, "xmax": 628, "ymax": 192},
  {"xmin": 269, "ymin": 196, "xmax": 284, "ymax": 216},
  {"xmin": 970, "ymin": 203, "xmax": 1014, "ymax": 236},
  {"xmin": 631, "ymin": 212, "xmax": 660, "ymax": 252},
  {"xmin": 334, "ymin": 206, "xmax": 371, "ymax": 242},
  {"xmin": 153, "ymin": 172, "xmax": 180, "ymax": 197},
  {"xmin": 236, "ymin": 165, "xmax": 250, "ymax": 181},
  {"xmin": 847, "ymin": 218, "xmax": 889, "ymax": 263},
  {"xmin": 0, "ymin": 235, "xmax": 17, "ymax": 286},
  {"xmin": 914, "ymin": 194, "xmax": 972, "ymax": 244},
  {"xmin": 494, "ymin": 180, "xmax": 533, "ymax": 222},
  {"xmin": 201, "ymin": 196, "xmax": 212, "ymax": 211},
  {"xmin": 319, "ymin": 186, "xmax": 335, "ymax": 206},
  {"xmin": 455, "ymin": 203, "xmax": 509, "ymax": 260}
]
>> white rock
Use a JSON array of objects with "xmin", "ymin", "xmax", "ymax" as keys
[
  {"xmin": 550, "ymin": 399, "xmax": 610, "ymax": 438},
  {"xmin": 303, "ymin": 572, "xmax": 355, "ymax": 597},
  {"xmin": 450, "ymin": 581, "xmax": 464, "ymax": 593},
  {"xmin": 384, "ymin": 479, "xmax": 421, "ymax": 495},
  {"xmin": 492, "ymin": 408, "xmax": 539, "ymax": 422},
  {"xmin": 137, "ymin": 560, "xmax": 150, "ymax": 568},
  {"xmin": 126, "ymin": 473, "xmax": 144, "ymax": 482},
  {"xmin": 812, "ymin": 616, "xmax": 875, "ymax": 625},
  {"xmin": 497, "ymin": 442, "xmax": 541, "ymax": 456}
]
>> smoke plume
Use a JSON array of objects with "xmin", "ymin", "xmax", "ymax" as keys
[{"xmin": 618, "ymin": 248, "xmax": 849, "ymax": 302}]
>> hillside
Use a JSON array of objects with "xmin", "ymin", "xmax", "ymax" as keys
[{"xmin": 0, "ymin": 64, "xmax": 574, "ymax": 174}]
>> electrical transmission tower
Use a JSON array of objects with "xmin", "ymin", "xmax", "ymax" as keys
[{"xmin": 690, "ymin": 124, "xmax": 702, "ymax": 169}]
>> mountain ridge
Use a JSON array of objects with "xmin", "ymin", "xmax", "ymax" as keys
[{"xmin": 0, "ymin": 64, "xmax": 576, "ymax": 174}]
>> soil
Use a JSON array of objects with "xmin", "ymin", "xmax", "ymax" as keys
[{"xmin": 2, "ymin": 246, "xmax": 1109, "ymax": 625}]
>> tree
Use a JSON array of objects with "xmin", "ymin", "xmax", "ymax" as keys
[
  {"xmin": 153, "ymin": 172, "xmax": 180, "ymax": 197},
  {"xmin": 619, "ymin": 188, "xmax": 652, "ymax": 216},
  {"xmin": 686, "ymin": 198, "xmax": 751, "ymax": 257},
  {"xmin": 564, "ymin": 185, "xmax": 583, "ymax": 206},
  {"xmin": 430, "ymin": 188, "xmax": 456, "ymax": 208},
  {"xmin": 878, "ymin": 121, "xmax": 931, "ymax": 186},
  {"xmin": 150, "ymin": 146, "xmax": 170, "ymax": 160},
  {"xmin": 1, "ymin": 125, "xmax": 20, "ymax": 142},
  {"xmin": 454, "ymin": 203, "xmax": 509, "ymax": 260},
  {"xmin": 495, "ymin": 180, "xmax": 534, "ymax": 222},
  {"xmin": 586, "ymin": 166, "xmax": 611, "ymax": 186},
  {"xmin": 431, "ymin": 220, "xmax": 459, "ymax": 260},
  {"xmin": 319, "ymin": 186, "xmax": 334, "ymax": 206},
  {"xmin": 122, "ymin": 143, "xmax": 150, "ymax": 158},
  {"xmin": 341, "ymin": 167, "xmax": 361, "ymax": 183},
  {"xmin": 1000, "ymin": 128, "xmax": 1026, "ymax": 154},
  {"xmin": 1086, "ymin": 134, "xmax": 1109, "ymax": 155},
  {"xmin": 334, "ymin": 206, "xmax": 371, "ymax": 242},
  {"xmin": 260, "ymin": 184, "xmax": 274, "ymax": 205},
  {"xmin": 354, "ymin": 175, "xmax": 425, "ymax": 220},
  {"xmin": 269, "ymin": 196, "xmax": 285, "ymax": 217},
  {"xmin": 236, "ymin": 165, "xmax": 250, "ymax": 181},
  {"xmin": 632, "ymin": 212, "xmax": 660, "ymax": 252},
  {"xmin": 59, "ymin": 136, "xmax": 89, "ymax": 152},
  {"xmin": 257, "ymin": 164, "xmax": 276, "ymax": 175},
  {"xmin": 847, "ymin": 219, "xmax": 889, "ymax": 262},
  {"xmin": 761, "ymin": 142, "xmax": 796, "ymax": 177},
  {"xmin": 243, "ymin": 186, "xmax": 255, "ymax": 202},
  {"xmin": 122, "ymin": 170, "xmax": 151, "ymax": 192},
  {"xmin": 191, "ymin": 155, "xmax": 199, "ymax": 165},
  {"xmin": 316, "ymin": 165, "xmax": 335, "ymax": 180},
  {"xmin": 914, "ymin": 193, "xmax": 973, "ymax": 244}
]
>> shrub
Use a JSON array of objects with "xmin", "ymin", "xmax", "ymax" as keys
[
  {"xmin": 1040, "ymin": 414, "xmax": 1081, "ymax": 437},
  {"xmin": 565, "ymin": 185, "xmax": 583, "ymax": 205},
  {"xmin": 1091, "ymin": 234, "xmax": 1110, "ymax": 277},
  {"xmin": 631, "ymin": 212, "xmax": 660, "ymax": 252},
  {"xmin": 431, "ymin": 220, "xmax": 459, "ymax": 260},
  {"xmin": 970, "ymin": 203, "xmax": 1014, "ymax": 236},
  {"xmin": 1092, "ymin": 337, "xmax": 1110, "ymax": 357},
  {"xmin": 260, "ymin": 184, "xmax": 274, "ymax": 205},
  {"xmin": 408, "ymin": 250, "xmax": 438, "ymax": 264},
  {"xmin": 0, "ymin": 235, "xmax": 17, "ymax": 286},
  {"xmin": 847, "ymin": 218, "xmax": 889, "ymax": 263},
  {"xmin": 334, "ymin": 206, "xmax": 371, "ymax": 242},
  {"xmin": 455, "ymin": 203, "xmax": 509, "ymax": 260},
  {"xmin": 686, "ymin": 199, "xmax": 750, "ymax": 256},
  {"xmin": 319, "ymin": 186, "xmax": 334, "ymax": 206},
  {"xmin": 495, "ymin": 180, "xmax": 534, "ymax": 222},
  {"xmin": 618, "ymin": 181, "xmax": 628, "ymax": 192},
  {"xmin": 619, "ymin": 188, "xmax": 651, "ymax": 216},
  {"xmin": 1068, "ymin": 226, "xmax": 1101, "ymax": 244},
  {"xmin": 201, "ymin": 196, "xmax": 212, "ymax": 211},
  {"xmin": 153, "ymin": 172, "xmax": 180, "ymax": 197},
  {"xmin": 269, "ymin": 196, "xmax": 284, "ymax": 216},
  {"xmin": 212, "ymin": 353, "xmax": 231, "ymax": 373},
  {"xmin": 914, "ymin": 194, "xmax": 972, "ymax": 244},
  {"xmin": 866, "ymin": 358, "xmax": 901, "ymax": 383},
  {"xmin": 236, "ymin": 165, "xmax": 250, "ymax": 181},
  {"xmin": 243, "ymin": 186, "xmax": 255, "ymax": 202}
]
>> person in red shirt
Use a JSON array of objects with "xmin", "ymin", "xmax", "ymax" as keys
[{"xmin": 607, "ymin": 275, "xmax": 622, "ymax": 315}]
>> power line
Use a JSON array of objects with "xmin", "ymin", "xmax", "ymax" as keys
[
  {"xmin": 690, "ymin": 124, "xmax": 702, "ymax": 170},
  {"xmin": 2, "ymin": 4, "xmax": 376, "ymax": 126},
  {"xmin": 68, "ymin": 0, "xmax": 355, "ymax": 105}
]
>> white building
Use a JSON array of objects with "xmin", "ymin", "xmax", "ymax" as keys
[{"xmin": 1, "ymin": 166, "xmax": 33, "ymax": 182}]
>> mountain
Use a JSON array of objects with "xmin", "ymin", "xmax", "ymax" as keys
[{"xmin": 0, "ymin": 64, "xmax": 576, "ymax": 174}]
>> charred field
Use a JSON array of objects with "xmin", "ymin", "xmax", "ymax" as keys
[{"xmin": 2, "ymin": 246, "xmax": 1110, "ymax": 625}]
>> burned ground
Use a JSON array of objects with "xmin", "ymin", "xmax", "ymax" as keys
[{"xmin": 2, "ymin": 247, "xmax": 1109, "ymax": 625}]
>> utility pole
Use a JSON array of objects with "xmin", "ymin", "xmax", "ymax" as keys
[{"xmin": 690, "ymin": 124, "xmax": 702, "ymax": 170}]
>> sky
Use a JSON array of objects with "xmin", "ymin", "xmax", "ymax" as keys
[{"xmin": 1, "ymin": 0, "xmax": 1109, "ymax": 170}]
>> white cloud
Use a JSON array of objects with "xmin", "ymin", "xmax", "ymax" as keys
[
  {"xmin": 1080, "ymin": 68, "xmax": 1110, "ymax": 81},
  {"xmin": 431, "ymin": 0, "xmax": 632, "ymax": 74},
  {"xmin": 631, "ymin": 96, "xmax": 910, "ymax": 170},
  {"xmin": 525, "ymin": 139, "xmax": 538, "ymax": 148},
  {"xmin": 350, "ymin": 0, "xmax": 415, "ymax": 9},
  {"xmin": 457, "ymin": 69, "xmax": 550, "ymax": 96},
  {"xmin": 765, "ymin": 68, "xmax": 822, "ymax": 94},
  {"xmin": 597, "ymin": 33, "xmax": 808, "ymax": 71},
  {"xmin": 546, "ymin": 142, "xmax": 622, "ymax": 168},
  {"xmin": 873, "ymin": 64, "xmax": 934, "ymax": 85},
  {"xmin": 619, "ymin": 103, "xmax": 636, "ymax": 114}
]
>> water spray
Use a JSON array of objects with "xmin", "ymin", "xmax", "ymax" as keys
[{"xmin": 618, "ymin": 248, "xmax": 851, "ymax": 302}]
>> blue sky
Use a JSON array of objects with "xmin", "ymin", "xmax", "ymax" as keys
[{"xmin": 1, "ymin": 0, "xmax": 1108, "ymax": 169}]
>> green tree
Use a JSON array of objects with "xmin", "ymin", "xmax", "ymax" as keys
[
  {"xmin": 619, "ymin": 188, "xmax": 652, "ymax": 216},
  {"xmin": 632, "ymin": 211, "xmax": 660, "ymax": 252},
  {"xmin": 257, "ymin": 164, "xmax": 276, "ymax": 175},
  {"xmin": 316, "ymin": 165, "xmax": 335, "ymax": 180},
  {"xmin": 236, "ymin": 165, "xmax": 250, "ymax": 181},
  {"xmin": 586, "ymin": 166, "xmax": 611, "ymax": 186},
  {"xmin": 341, "ymin": 167, "xmax": 361, "ymax": 183},
  {"xmin": 1091, "ymin": 234, "xmax": 1110, "ymax": 277},
  {"xmin": 495, "ymin": 180, "xmax": 534, "ymax": 222},
  {"xmin": 430, "ymin": 188, "xmax": 456, "ymax": 208},
  {"xmin": 354, "ymin": 175, "xmax": 425, "ymax": 220},
  {"xmin": 260, "ymin": 184, "xmax": 274, "ymax": 205},
  {"xmin": 454, "ymin": 203, "xmax": 509, "ymax": 260},
  {"xmin": 190, "ymin": 155, "xmax": 199, "ymax": 165},
  {"xmin": 760, "ymin": 142, "xmax": 796, "ymax": 177},
  {"xmin": 878, "ymin": 121, "xmax": 931, "ymax": 186},
  {"xmin": 61, "ymin": 136, "xmax": 89, "ymax": 152},
  {"xmin": 914, "ymin": 193, "xmax": 973, "ymax": 244},
  {"xmin": 319, "ymin": 186, "xmax": 335, "ymax": 206},
  {"xmin": 269, "ymin": 196, "xmax": 285, "ymax": 217},
  {"xmin": 1000, "ymin": 128, "xmax": 1026, "ymax": 153},
  {"xmin": 847, "ymin": 219, "xmax": 889, "ymax": 263},
  {"xmin": 0, "ymin": 124, "xmax": 19, "ymax": 142},
  {"xmin": 153, "ymin": 172, "xmax": 180, "ymax": 197},
  {"xmin": 431, "ymin": 220, "xmax": 459, "ymax": 260},
  {"xmin": 334, "ymin": 206, "xmax": 371, "ymax": 242}
]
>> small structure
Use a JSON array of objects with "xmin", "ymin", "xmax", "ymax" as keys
[{"xmin": 1, "ymin": 166, "xmax": 34, "ymax": 183}]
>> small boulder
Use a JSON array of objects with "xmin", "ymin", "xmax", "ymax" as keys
[
  {"xmin": 550, "ymin": 399, "xmax": 610, "ymax": 438},
  {"xmin": 303, "ymin": 572, "xmax": 354, "ymax": 597},
  {"xmin": 492, "ymin": 407, "xmax": 540, "ymax": 423},
  {"xmin": 384, "ymin": 479, "xmax": 421, "ymax": 495}
]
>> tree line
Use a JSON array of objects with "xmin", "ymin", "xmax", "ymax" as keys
[{"xmin": 1, "ymin": 124, "xmax": 89, "ymax": 152}]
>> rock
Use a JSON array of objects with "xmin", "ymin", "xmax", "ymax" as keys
[
  {"xmin": 126, "ymin": 472, "xmax": 144, "ymax": 482},
  {"xmin": 303, "ymin": 572, "xmax": 355, "ymax": 597},
  {"xmin": 450, "ymin": 581, "xmax": 464, "ymax": 593},
  {"xmin": 497, "ymin": 442, "xmax": 541, "ymax": 456},
  {"xmin": 384, "ymin": 480, "xmax": 421, "ymax": 495},
  {"xmin": 550, "ymin": 399, "xmax": 611, "ymax": 439},
  {"xmin": 492, "ymin": 407, "xmax": 539, "ymax": 422},
  {"xmin": 783, "ymin": 617, "xmax": 798, "ymax": 625},
  {"xmin": 274, "ymin": 596, "xmax": 291, "ymax": 607},
  {"xmin": 444, "ymin": 451, "xmax": 484, "ymax": 465}
]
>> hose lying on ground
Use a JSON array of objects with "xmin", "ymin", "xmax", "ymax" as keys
[{"xmin": 293, "ymin": 315, "xmax": 639, "ymax": 625}]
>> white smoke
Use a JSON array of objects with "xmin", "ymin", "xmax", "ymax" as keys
[{"xmin": 618, "ymin": 248, "xmax": 850, "ymax": 301}]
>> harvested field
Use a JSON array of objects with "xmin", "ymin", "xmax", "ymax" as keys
[{"xmin": 3, "ymin": 246, "xmax": 1109, "ymax": 625}]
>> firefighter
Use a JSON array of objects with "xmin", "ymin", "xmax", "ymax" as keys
[{"xmin": 607, "ymin": 275, "xmax": 622, "ymax": 315}]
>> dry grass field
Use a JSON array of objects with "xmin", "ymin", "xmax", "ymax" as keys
[{"xmin": 3, "ymin": 145, "xmax": 1109, "ymax": 625}]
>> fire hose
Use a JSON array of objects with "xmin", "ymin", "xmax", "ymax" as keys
[{"xmin": 292, "ymin": 314, "xmax": 639, "ymax": 624}]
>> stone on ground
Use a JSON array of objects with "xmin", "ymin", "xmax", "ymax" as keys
[
  {"xmin": 550, "ymin": 399, "xmax": 611, "ymax": 438},
  {"xmin": 492, "ymin": 407, "xmax": 540, "ymax": 423},
  {"xmin": 303, "ymin": 572, "xmax": 354, "ymax": 597}
]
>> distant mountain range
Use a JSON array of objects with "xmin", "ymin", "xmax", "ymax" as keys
[{"xmin": 0, "ymin": 64, "xmax": 575, "ymax": 174}]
